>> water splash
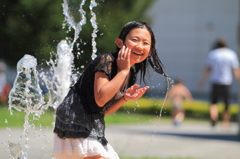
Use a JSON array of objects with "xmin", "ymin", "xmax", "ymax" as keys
[
  {"xmin": 40, "ymin": 40, "xmax": 75, "ymax": 109},
  {"xmin": 62, "ymin": 0, "xmax": 87, "ymax": 50},
  {"xmin": 5, "ymin": 142, "xmax": 23, "ymax": 159},
  {"xmin": 7, "ymin": 54, "xmax": 45, "ymax": 158},
  {"xmin": 8, "ymin": 54, "xmax": 45, "ymax": 116},
  {"xmin": 159, "ymin": 77, "xmax": 174, "ymax": 117},
  {"xmin": 5, "ymin": 0, "xmax": 100, "ymax": 158},
  {"xmin": 89, "ymin": 0, "xmax": 98, "ymax": 60}
]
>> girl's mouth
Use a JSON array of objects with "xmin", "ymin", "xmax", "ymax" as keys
[{"xmin": 132, "ymin": 51, "xmax": 143, "ymax": 56}]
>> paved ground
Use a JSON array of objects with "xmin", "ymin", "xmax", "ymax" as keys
[{"xmin": 0, "ymin": 120, "xmax": 240, "ymax": 159}]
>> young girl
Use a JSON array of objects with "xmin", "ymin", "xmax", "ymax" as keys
[{"xmin": 53, "ymin": 21, "xmax": 167, "ymax": 159}]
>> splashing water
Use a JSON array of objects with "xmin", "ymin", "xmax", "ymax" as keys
[
  {"xmin": 4, "ymin": 0, "xmax": 99, "ymax": 158},
  {"xmin": 8, "ymin": 55, "xmax": 45, "ymax": 114},
  {"xmin": 89, "ymin": 0, "xmax": 98, "ymax": 60},
  {"xmin": 40, "ymin": 40, "xmax": 75, "ymax": 109},
  {"xmin": 62, "ymin": 0, "xmax": 86, "ymax": 50},
  {"xmin": 136, "ymin": 69, "xmax": 174, "ymax": 119},
  {"xmin": 159, "ymin": 77, "xmax": 174, "ymax": 117},
  {"xmin": 7, "ymin": 54, "xmax": 45, "ymax": 158},
  {"xmin": 5, "ymin": 142, "xmax": 23, "ymax": 159}
]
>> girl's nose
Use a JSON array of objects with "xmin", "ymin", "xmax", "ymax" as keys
[{"xmin": 135, "ymin": 42, "xmax": 144, "ymax": 51}]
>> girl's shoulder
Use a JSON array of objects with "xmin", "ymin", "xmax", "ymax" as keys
[
  {"xmin": 92, "ymin": 52, "xmax": 117, "ymax": 66},
  {"xmin": 96, "ymin": 52, "xmax": 117, "ymax": 61}
]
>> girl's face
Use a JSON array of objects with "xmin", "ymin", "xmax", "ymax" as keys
[{"xmin": 124, "ymin": 28, "xmax": 152, "ymax": 65}]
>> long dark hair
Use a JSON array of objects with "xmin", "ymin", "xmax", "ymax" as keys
[{"xmin": 116, "ymin": 21, "xmax": 168, "ymax": 83}]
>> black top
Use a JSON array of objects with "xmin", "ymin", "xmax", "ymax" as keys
[{"xmin": 54, "ymin": 52, "xmax": 136, "ymax": 145}]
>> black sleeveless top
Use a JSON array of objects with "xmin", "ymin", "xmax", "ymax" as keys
[{"xmin": 54, "ymin": 52, "xmax": 136, "ymax": 145}]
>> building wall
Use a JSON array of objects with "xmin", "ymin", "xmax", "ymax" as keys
[{"xmin": 145, "ymin": 0, "xmax": 239, "ymax": 99}]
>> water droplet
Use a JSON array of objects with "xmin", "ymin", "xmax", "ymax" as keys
[
  {"xmin": 135, "ymin": 100, "xmax": 140, "ymax": 107},
  {"xmin": 25, "ymin": 144, "xmax": 30, "ymax": 150}
]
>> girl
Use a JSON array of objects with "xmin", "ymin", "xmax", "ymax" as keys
[{"xmin": 53, "ymin": 21, "xmax": 167, "ymax": 159}]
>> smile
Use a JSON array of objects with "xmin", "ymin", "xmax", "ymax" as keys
[{"xmin": 132, "ymin": 51, "xmax": 143, "ymax": 56}]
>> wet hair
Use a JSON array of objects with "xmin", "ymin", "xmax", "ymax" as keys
[
  {"xmin": 212, "ymin": 38, "xmax": 227, "ymax": 50},
  {"xmin": 116, "ymin": 21, "xmax": 168, "ymax": 83}
]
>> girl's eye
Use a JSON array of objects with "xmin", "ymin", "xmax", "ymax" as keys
[
  {"xmin": 132, "ymin": 39, "xmax": 137, "ymax": 42},
  {"xmin": 144, "ymin": 42, "xmax": 149, "ymax": 45}
]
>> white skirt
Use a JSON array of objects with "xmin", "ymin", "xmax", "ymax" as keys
[{"xmin": 53, "ymin": 134, "xmax": 119, "ymax": 159}]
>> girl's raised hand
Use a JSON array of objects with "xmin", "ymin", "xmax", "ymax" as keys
[
  {"xmin": 117, "ymin": 45, "xmax": 131, "ymax": 73},
  {"xmin": 123, "ymin": 85, "xmax": 149, "ymax": 101}
]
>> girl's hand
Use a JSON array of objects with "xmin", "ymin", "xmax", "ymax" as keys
[
  {"xmin": 117, "ymin": 45, "xmax": 131, "ymax": 73},
  {"xmin": 123, "ymin": 85, "xmax": 149, "ymax": 101}
]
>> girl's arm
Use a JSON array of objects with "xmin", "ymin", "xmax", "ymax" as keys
[
  {"xmin": 104, "ymin": 85, "xmax": 149, "ymax": 115},
  {"xmin": 94, "ymin": 46, "xmax": 131, "ymax": 107},
  {"xmin": 104, "ymin": 96, "xmax": 126, "ymax": 115},
  {"xmin": 94, "ymin": 71, "xmax": 128, "ymax": 106}
]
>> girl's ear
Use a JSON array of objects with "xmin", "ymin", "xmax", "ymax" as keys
[{"xmin": 115, "ymin": 38, "xmax": 123, "ymax": 48}]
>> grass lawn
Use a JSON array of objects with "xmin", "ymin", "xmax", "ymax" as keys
[
  {"xmin": 0, "ymin": 105, "xmax": 56, "ymax": 127},
  {"xmin": 0, "ymin": 104, "xmax": 209, "ymax": 128},
  {"xmin": 0, "ymin": 104, "xmax": 166, "ymax": 127}
]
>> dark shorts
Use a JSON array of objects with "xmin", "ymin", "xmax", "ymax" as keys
[{"xmin": 210, "ymin": 83, "xmax": 230, "ymax": 111}]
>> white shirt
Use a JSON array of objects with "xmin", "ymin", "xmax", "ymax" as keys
[{"xmin": 206, "ymin": 48, "xmax": 239, "ymax": 85}]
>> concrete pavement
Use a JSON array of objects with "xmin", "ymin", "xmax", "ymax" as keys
[
  {"xmin": 106, "ymin": 121, "xmax": 240, "ymax": 159},
  {"xmin": 0, "ymin": 120, "xmax": 239, "ymax": 159}
]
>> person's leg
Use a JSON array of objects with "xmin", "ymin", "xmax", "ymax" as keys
[
  {"xmin": 171, "ymin": 109, "xmax": 177, "ymax": 119},
  {"xmin": 210, "ymin": 84, "xmax": 219, "ymax": 126},
  {"xmin": 222, "ymin": 111, "xmax": 230, "ymax": 129},
  {"xmin": 210, "ymin": 104, "xmax": 218, "ymax": 121},
  {"xmin": 84, "ymin": 154, "xmax": 105, "ymax": 159},
  {"xmin": 175, "ymin": 110, "xmax": 184, "ymax": 122},
  {"xmin": 222, "ymin": 85, "xmax": 230, "ymax": 129},
  {"xmin": 172, "ymin": 104, "xmax": 183, "ymax": 126},
  {"xmin": 172, "ymin": 110, "xmax": 179, "ymax": 126}
]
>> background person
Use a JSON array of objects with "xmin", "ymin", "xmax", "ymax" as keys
[
  {"xmin": 167, "ymin": 78, "xmax": 193, "ymax": 126},
  {"xmin": 199, "ymin": 38, "xmax": 240, "ymax": 129}
]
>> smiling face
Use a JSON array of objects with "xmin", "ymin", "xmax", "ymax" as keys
[{"xmin": 117, "ymin": 27, "xmax": 152, "ymax": 66}]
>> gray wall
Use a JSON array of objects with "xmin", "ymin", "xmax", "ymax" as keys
[{"xmin": 145, "ymin": 0, "xmax": 239, "ymax": 99}]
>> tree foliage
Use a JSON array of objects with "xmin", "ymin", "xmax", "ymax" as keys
[{"xmin": 0, "ymin": 0, "xmax": 154, "ymax": 69}]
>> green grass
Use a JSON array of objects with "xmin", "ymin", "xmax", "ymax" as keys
[
  {"xmin": 3, "ymin": 97, "xmax": 238, "ymax": 128},
  {"xmin": 1, "ymin": 103, "xmax": 165, "ymax": 127},
  {"xmin": 0, "ymin": 105, "xmax": 55, "ymax": 127},
  {"xmin": 0, "ymin": 104, "xmax": 164, "ymax": 127},
  {"xmin": 0, "ymin": 104, "xmax": 211, "ymax": 128},
  {"xmin": 105, "ymin": 112, "xmax": 162, "ymax": 124}
]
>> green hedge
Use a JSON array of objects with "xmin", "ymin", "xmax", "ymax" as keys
[{"xmin": 119, "ymin": 98, "xmax": 239, "ymax": 121}]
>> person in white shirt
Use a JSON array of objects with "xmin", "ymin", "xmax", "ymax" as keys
[{"xmin": 199, "ymin": 38, "xmax": 240, "ymax": 129}]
